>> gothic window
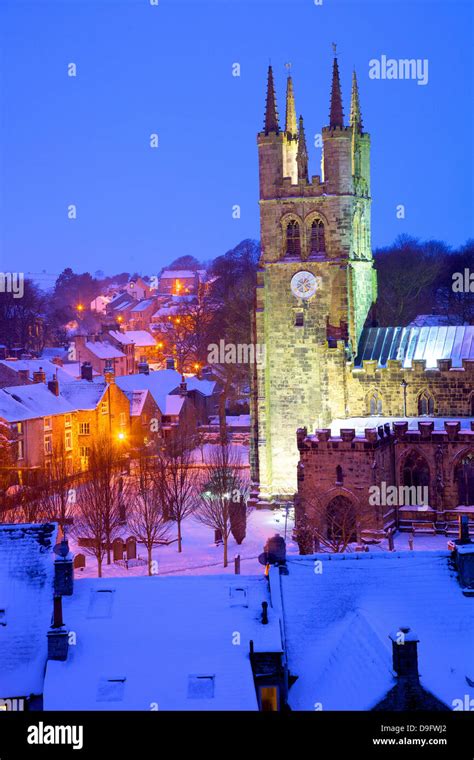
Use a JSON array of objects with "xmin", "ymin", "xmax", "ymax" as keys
[
  {"xmin": 418, "ymin": 391, "xmax": 434, "ymax": 415},
  {"xmin": 402, "ymin": 451, "xmax": 430, "ymax": 489},
  {"xmin": 455, "ymin": 452, "xmax": 474, "ymax": 506},
  {"xmin": 310, "ymin": 220, "xmax": 326, "ymax": 255},
  {"xmin": 368, "ymin": 391, "xmax": 383, "ymax": 415},
  {"xmin": 336, "ymin": 465, "xmax": 343, "ymax": 485},
  {"xmin": 285, "ymin": 220, "xmax": 301, "ymax": 257},
  {"xmin": 326, "ymin": 496, "xmax": 357, "ymax": 544}
]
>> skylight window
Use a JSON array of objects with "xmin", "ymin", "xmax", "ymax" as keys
[
  {"xmin": 97, "ymin": 677, "xmax": 126, "ymax": 702},
  {"xmin": 229, "ymin": 586, "xmax": 248, "ymax": 607},
  {"xmin": 87, "ymin": 589, "xmax": 114, "ymax": 618},
  {"xmin": 187, "ymin": 675, "xmax": 215, "ymax": 699}
]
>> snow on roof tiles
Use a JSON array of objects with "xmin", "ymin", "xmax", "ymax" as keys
[
  {"xmin": 43, "ymin": 575, "xmax": 281, "ymax": 710},
  {"xmin": 0, "ymin": 384, "xmax": 75, "ymax": 422},
  {"xmin": 109, "ymin": 330, "xmax": 156, "ymax": 347},
  {"xmin": 0, "ymin": 523, "xmax": 57, "ymax": 698},
  {"xmin": 85, "ymin": 341, "xmax": 125, "ymax": 359},
  {"xmin": 61, "ymin": 381, "xmax": 107, "ymax": 410},
  {"xmin": 160, "ymin": 270, "xmax": 196, "ymax": 279},
  {"xmin": 130, "ymin": 300, "xmax": 155, "ymax": 313},
  {"xmin": 281, "ymin": 551, "xmax": 474, "ymax": 710},
  {"xmin": 116, "ymin": 370, "xmax": 214, "ymax": 414}
]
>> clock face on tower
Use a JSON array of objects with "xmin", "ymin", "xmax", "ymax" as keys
[{"xmin": 290, "ymin": 270, "xmax": 319, "ymax": 300}]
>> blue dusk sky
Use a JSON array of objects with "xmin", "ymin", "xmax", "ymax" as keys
[{"xmin": 0, "ymin": 0, "xmax": 472, "ymax": 279}]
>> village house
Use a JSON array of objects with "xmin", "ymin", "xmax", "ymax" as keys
[
  {"xmin": 73, "ymin": 335, "xmax": 128, "ymax": 377},
  {"xmin": 157, "ymin": 269, "xmax": 199, "ymax": 296},
  {"xmin": 108, "ymin": 330, "xmax": 159, "ymax": 369}
]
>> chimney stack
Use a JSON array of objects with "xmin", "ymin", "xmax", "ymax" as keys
[
  {"xmin": 32, "ymin": 367, "xmax": 46, "ymax": 384},
  {"xmin": 389, "ymin": 626, "xmax": 419, "ymax": 681},
  {"xmin": 47, "ymin": 595, "xmax": 69, "ymax": 662},
  {"xmin": 48, "ymin": 377, "xmax": 60, "ymax": 396},
  {"xmin": 80, "ymin": 362, "xmax": 93, "ymax": 381}
]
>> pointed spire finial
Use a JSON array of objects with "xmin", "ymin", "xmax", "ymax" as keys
[
  {"xmin": 329, "ymin": 49, "xmax": 344, "ymax": 129},
  {"xmin": 297, "ymin": 114, "xmax": 308, "ymax": 183},
  {"xmin": 284, "ymin": 67, "xmax": 297, "ymax": 139},
  {"xmin": 264, "ymin": 65, "xmax": 280, "ymax": 135},
  {"xmin": 350, "ymin": 69, "xmax": 363, "ymax": 133}
]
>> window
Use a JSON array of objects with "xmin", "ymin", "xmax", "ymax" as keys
[
  {"xmin": 97, "ymin": 677, "xmax": 126, "ymax": 702},
  {"xmin": 44, "ymin": 434, "xmax": 52, "ymax": 455},
  {"xmin": 65, "ymin": 430, "xmax": 72, "ymax": 451},
  {"xmin": 119, "ymin": 412, "xmax": 126, "ymax": 426},
  {"xmin": 187, "ymin": 675, "xmax": 215, "ymax": 699},
  {"xmin": 310, "ymin": 220, "xmax": 326, "ymax": 254},
  {"xmin": 15, "ymin": 422, "xmax": 23, "ymax": 435},
  {"xmin": 402, "ymin": 451, "xmax": 430, "ymax": 489},
  {"xmin": 455, "ymin": 452, "xmax": 474, "ymax": 506},
  {"xmin": 336, "ymin": 465, "xmax": 343, "ymax": 485},
  {"xmin": 285, "ymin": 220, "xmax": 301, "ymax": 257},
  {"xmin": 260, "ymin": 686, "xmax": 279, "ymax": 712},
  {"xmin": 368, "ymin": 391, "xmax": 383, "ymax": 415},
  {"xmin": 101, "ymin": 401, "xmax": 108, "ymax": 415},
  {"xmin": 17, "ymin": 440, "xmax": 24, "ymax": 460},
  {"xmin": 295, "ymin": 312, "xmax": 304, "ymax": 327},
  {"xmin": 44, "ymin": 417, "xmax": 52, "ymax": 431},
  {"xmin": 418, "ymin": 391, "xmax": 434, "ymax": 415},
  {"xmin": 79, "ymin": 422, "xmax": 90, "ymax": 435},
  {"xmin": 64, "ymin": 414, "xmax": 72, "ymax": 428},
  {"xmin": 80, "ymin": 446, "xmax": 91, "ymax": 458}
]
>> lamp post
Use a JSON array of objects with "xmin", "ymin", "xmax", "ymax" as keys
[{"xmin": 400, "ymin": 379, "xmax": 408, "ymax": 417}]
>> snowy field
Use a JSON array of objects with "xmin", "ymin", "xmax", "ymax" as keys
[{"xmin": 70, "ymin": 506, "xmax": 454, "ymax": 580}]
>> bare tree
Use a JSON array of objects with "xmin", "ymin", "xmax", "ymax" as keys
[
  {"xmin": 74, "ymin": 435, "xmax": 124, "ymax": 576},
  {"xmin": 36, "ymin": 441, "xmax": 78, "ymax": 529},
  {"xmin": 161, "ymin": 425, "xmax": 199, "ymax": 553},
  {"xmin": 196, "ymin": 441, "xmax": 249, "ymax": 567},
  {"xmin": 128, "ymin": 446, "xmax": 171, "ymax": 575},
  {"xmin": 295, "ymin": 493, "xmax": 373, "ymax": 554}
]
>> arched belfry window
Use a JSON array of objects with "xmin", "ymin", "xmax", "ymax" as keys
[
  {"xmin": 285, "ymin": 220, "xmax": 301, "ymax": 257},
  {"xmin": 418, "ymin": 391, "xmax": 434, "ymax": 416},
  {"xmin": 310, "ymin": 220, "xmax": 326, "ymax": 255},
  {"xmin": 455, "ymin": 452, "xmax": 474, "ymax": 506},
  {"xmin": 368, "ymin": 391, "xmax": 383, "ymax": 415}
]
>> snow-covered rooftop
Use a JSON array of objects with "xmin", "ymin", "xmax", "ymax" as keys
[
  {"xmin": 44, "ymin": 575, "xmax": 282, "ymax": 710},
  {"xmin": 328, "ymin": 416, "xmax": 474, "ymax": 437},
  {"xmin": 85, "ymin": 341, "xmax": 125, "ymax": 360},
  {"xmin": 116, "ymin": 370, "xmax": 215, "ymax": 415},
  {"xmin": 355, "ymin": 326, "xmax": 474, "ymax": 369},
  {"xmin": 129, "ymin": 300, "xmax": 156, "ymax": 314},
  {"xmin": 61, "ymin": 380, "xmax": 107, "ymax": 410},
  {"xmin": 0, "ymin": 523, "xmax": 57, "ymax": 698},
  {"xmin": 160, "ymin": 270, "xmax": 196, "ymax": 279},
  {"xmin": 109, "ymin": 330, "xmax": 156, "ymax": 347},
  {"xmin": 0, "ymin": 358, "xmax": 74, "ymax": 385},
  {"xmin": 280, "ymin": 551, "xmax": 474, "ymax": 710},
  {"xmin": 0, "ymin": 383, "xmax": 75, "ymax": 422}
]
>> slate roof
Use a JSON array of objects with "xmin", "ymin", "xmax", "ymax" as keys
[
  {"xmin": 0, "ymin": 384, "xmax": 75, "ymax": 422},
  {"xmin": 0, "ymin": 523, "xmax": 57, "ymax": 698},
  {"xmin": 280, "ymin": 551, "xmax": 474, "ymax": 711}
]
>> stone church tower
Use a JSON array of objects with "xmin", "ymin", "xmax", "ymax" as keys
[{"xmin": 251, "ymin": 57, "xmax": 377, "ymax": 501}]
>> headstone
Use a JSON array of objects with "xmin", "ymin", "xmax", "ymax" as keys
[
  {"xmin": 113, "ymin": 538, "xmax": 125, "ymax": 562},
  {"xmin": 214, "ymin": 529, "xmax": 223, "ymax": 545},
  {"xmin": 234, "ymin": 554, "xmax": 241, "ymax": 575},
  {"xmin": 126, "ymin": 536, "xmax": 137, "ymax": 560},
  {"xmin": 73, "ymin": 553, "xmax": 86, "ymax": 570}
]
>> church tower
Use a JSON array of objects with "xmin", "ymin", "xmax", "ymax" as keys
[{"xmin": 251, "ymin": 57, "xmax": 377, "ymax": 501}]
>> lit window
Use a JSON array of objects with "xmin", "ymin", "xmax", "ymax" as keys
[
  {"xmin": 44, "ymin": 417, "xmax": 52, "ymax": 431},
  {"xmin": 16, "ymin": 422, "xmax": 23, "ymax": 435},
  {"xmin": 79, "ymin": 422, "xmax": 90, "ymax": 435},
  {"xmin": 260, "ymin": 686, "xmax": 278, "ymax": 711},
  {"xmin": 44, "ymin": 434, "xmax": 53, "ymax": 455},
  {"xmin": 101, "ymin": 401, "xmax": 108, "ymax": 415}
]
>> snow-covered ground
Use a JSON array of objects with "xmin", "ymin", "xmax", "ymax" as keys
[
  {"xmin": 70, "ymin": 505, "xmax": 455, "ymax": 580},
  {"xmin": 71, "ymin": 506, "xmax": 298, "ymax": 579}
]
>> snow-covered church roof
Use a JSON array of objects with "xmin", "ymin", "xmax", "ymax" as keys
[
  {"xmin": 355, "ymin": 326, "xmax": 474, "ymax": 369},
  {"xmin": 0, "ymin": 523, "xmax": 57, "ymax": 699},
  {"xmin": 44, "ymin": 575, "xmax": 282, "ymax": 711},
  {"xmin": 280, "ymin": 551, "xmax": 474, "ymax": 710}
]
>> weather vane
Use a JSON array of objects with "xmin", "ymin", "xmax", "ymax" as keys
[
  {"xmin": 332, "ymin": 42, "xmax": 337, "ymax": 55},
  {"xmin": 285, "ymin": 62, "xmax": 292, "ymax": 73}
]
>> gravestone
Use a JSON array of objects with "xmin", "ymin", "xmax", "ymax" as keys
[
  {"xmin": 113, "ymin": 538, "xmax": 125, "ymax": 562},
  {"xmin": 126, "ymin": 537, "xmax": 137, "ymax": 560},
  {"xmin": 73, "ymin": 553, "xmax": 86, "ymax": 571}
]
